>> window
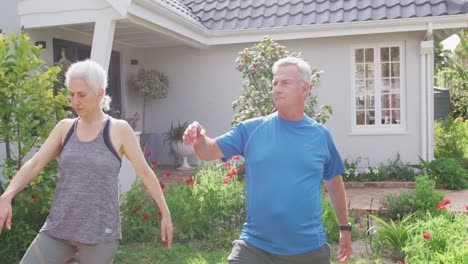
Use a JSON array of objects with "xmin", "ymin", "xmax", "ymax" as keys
[{"xmin": 352, "ymin": 44, "xmax": 405, "ymax": 133}]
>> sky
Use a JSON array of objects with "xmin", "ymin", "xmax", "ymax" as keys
[{"xmin": 441, "ymin": 34, "xmax": 461, "ymax": 51}]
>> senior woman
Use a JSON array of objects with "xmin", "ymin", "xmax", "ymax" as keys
[{"xmin": 0, "ymin": 60, "xmax": 172, "ymax": 263}]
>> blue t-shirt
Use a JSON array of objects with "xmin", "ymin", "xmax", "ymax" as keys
[{"xmin": 216, "ymin": 112, "xmax": 345, "ymax": 255}]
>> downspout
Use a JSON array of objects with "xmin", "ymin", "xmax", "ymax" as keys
[{"xmin": 420, "ymin": 23, "xmax": 434, "ymax": 161}]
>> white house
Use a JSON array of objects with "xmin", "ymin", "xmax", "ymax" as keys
[{"xmin": 1, "ymin": 0, "xmax": 467, "ymax": 171}]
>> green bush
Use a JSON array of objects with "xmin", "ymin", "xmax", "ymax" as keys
[
  {"xmin": 0, "ymin": 32, "xmax": 71, "ymax": 262},
  {"xmin": 120, "ymin": 180, "xmax": 163, "ymax": 244},
  {"xmin": 368, "ymin": 214, "xmax": 412, "ymax": 260},
  {"xmin": 403, "ymin": 213, "xmax": 468, "ymax": 263},
  {"xmin": 422, "ymin": 158, "xmax": 468, "ymax": 190},
  {"xmin": 120, "ymin": 158, "xmax": 246, "ymax": 247},
  {"xmin": 379, "ymin": 153, "xmax": 418, "ymax": 182},
  {"xmin": 435, "ymin": 116, "xmax": 468, "ymax": 169},
  {"xmin": 380, "ymin": 175, "xmax": 445, "ymax": 219}
]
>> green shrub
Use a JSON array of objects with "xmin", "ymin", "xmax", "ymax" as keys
[
  {"xmin": 404, "ymin": 213, "xmax": 468, "ymax": 263},
  {"xmin": 381, "ymin": 175, "xmax": 445, "ymax": 219},
  {"xmin": 379, "ymin": 153, "xmax": 418, "ymax": 182},
  {"xmin": 120, "ymin": 180, "xmax": 163, "ymax": 244},
  {"xmin": 121, "ymin": 158, "xmax": 246, "ymax": 246},
  {"xmin": 368, "ymin": 214, "xmax": 412, "ymax": 260},
  {"xmin": 0, "ymin": 32, "xmax": 71, "ymax": 262},
  {"xmin": 435, "ymin": 116, "xmax": 468, "ymax": 169},
  {"xmin": 421, "ymin": 157, "xmax": 468, "ymax": 190}
]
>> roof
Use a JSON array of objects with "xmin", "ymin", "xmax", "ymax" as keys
[{"xmin": 181, "ymin": 0, "xmax": 468, "ymax": 30}]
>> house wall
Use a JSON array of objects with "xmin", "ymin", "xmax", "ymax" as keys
[
  {"xmin": 136, "ymin": 32, "xmax": 426, "ymax": 167},
  {"xmin": 0, "ymin": 0, "xmax": 21, "ymax": 34}
]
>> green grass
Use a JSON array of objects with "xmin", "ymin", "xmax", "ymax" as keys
[
  {"xmin": 115, "ymin": 242, "xmax": 229, "ymax": 264},
  {"xmin": 116, "ymin": 240, "xmax": 393, "ymax": 264}
]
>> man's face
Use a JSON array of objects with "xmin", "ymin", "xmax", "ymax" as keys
[{"xmin": 272, "ymin": 64, "xmax": 308, "ymax": 111}]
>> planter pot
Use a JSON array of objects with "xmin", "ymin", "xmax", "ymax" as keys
[{"xmin": 171, "ymin": 141, "xmax": 194, "ymax": 171}]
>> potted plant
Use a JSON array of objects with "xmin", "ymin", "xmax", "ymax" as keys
[
  {"xmin": 162, "ymin": 121, "xmax": 194, "ymax": 170},
  {"xmin": 129, "ymin": 68, "xmax": 168, "ymax": 133}
]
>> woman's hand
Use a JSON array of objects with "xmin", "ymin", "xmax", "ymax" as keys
[
  {"xmin": 160, "ymin": 216, "xmax": 173, "ymax": 249},
  {"xmin": 0, "ymin": 196, "xmax": 12, "ymax": 235}
]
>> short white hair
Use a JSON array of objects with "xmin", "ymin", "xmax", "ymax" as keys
[
  {"xmin": 65, "ymin": 59, "xmax": 111, "ymax": 110},
  {"xmin": 272, "ymin": 57, "xmax": 312, "ymax": 83}
]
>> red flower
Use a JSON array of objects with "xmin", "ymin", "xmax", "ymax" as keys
[
  {"xmin": 441, "ymin": 199, "xmax": 451, "ymax": 205},
  {"xmin": 324, "ymin": 187, "xmax": 328, "ymax": 193},
  {"xmin": 158, "ymin": 211, "xmax": 163, "ymax": 217},
  {"xmin": 238, "ymin": 165, "xmax": 244, "ymax": 172},
  {"xmin": 145, "ymin": 151, "xmax": 151, "ymax": 157},
  {"xmin": 130, "ymin": 244, "xmax": 135, "ymax": 249},
  {"xmin": 151, "ymin": 160, "xmax": 158, "ymax": 165},
  {"xmin": 185, "ymin": 178, "xmax": 194, "ymax": 185},
  {"xmin": 160, "ymin": 183, "xmax": 166, "ymax": 189},
  {"xmin": 398, "ymin": 260, "xmax": 405, "ymax": 264},
  {"xmin": 143, "ymin": 214, "xmax": 149, "ymax": 220},
  {"xmin": 165, "ymin": 172, "xmax": 171, "ymax": 177},
  {"xmin": 31, "ymin": 194, "xmax": 39, "ymax": 200},
  {"xmin": 224, "ymin": 162, "xmax": 231, "ymax": 169},
  {"xmin": 242, "ymin": 53, "xmax": 248, "ymax": 60},
  {"xmin": 423, "ymin": 233, "xmax": 431, "ymax": 240},
  {"xmin": 231, "ymin": 155, "xmax": 240, "ymax": 160},
  {"xmin": 132, "ymin": 209, "xmax": 137, "ymax": 214},
  {"xmin": 252, "ymin": 63, "xmax": 257, "ymax": 68},
  {"xmin": 437, "ymin": 203, "xmax": 446, "ymax": 210},
  {"xmin": 223, "ymin": 178, "xmax": 229, "ymax": 184},
  {"xmin": 466, "ymin": 205, "xmax": 468, "ymax": 211}
]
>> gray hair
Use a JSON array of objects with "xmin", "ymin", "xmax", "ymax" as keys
[
  {"xmin": 65, "ymin": 59, "xmax": 112, "ymax": 111},
  {"xmin": 272, "ymin": 57, "xmax": 312, "ymax": 84}
]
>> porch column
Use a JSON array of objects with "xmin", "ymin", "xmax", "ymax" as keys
[
  {"xmin": 420, "ymin": 40, "xmax": 434, "ymax": 161},
  {"xmin": 90, "ymin": 18, "xmax": 116, "ymax": 72}
]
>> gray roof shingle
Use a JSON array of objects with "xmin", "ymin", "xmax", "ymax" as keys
[{"xmin": 180, "ymin": 0, "xmax": 468, "ymax": 30}]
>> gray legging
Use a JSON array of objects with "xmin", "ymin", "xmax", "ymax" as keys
[{"xmin": 20, "ymin": 233, "xmax": 119, "ymax": 264}]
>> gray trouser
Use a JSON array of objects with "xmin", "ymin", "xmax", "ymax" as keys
[
  {"xmin": 227, "ymin": 239, "xmax": 330, "ymax": 264},
  {"xmin": 20, "ymin": 233, "xmax": 119, "ymax": 264}
]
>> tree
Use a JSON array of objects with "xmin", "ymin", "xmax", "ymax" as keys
[
  {"xmin": 0, "ymin": 31, "xmax": 71, "ymax": 261},
  {"xmin": 232, "ymin": 37, "xmax": 332, "ymax": 126}
]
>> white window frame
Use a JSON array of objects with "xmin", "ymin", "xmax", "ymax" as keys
[{"xmin": 350, "ymin": 42, "xmax": 407, "ymax": 135}]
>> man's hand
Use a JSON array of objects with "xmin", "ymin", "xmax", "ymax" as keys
[
  {"xmin": 0, "ymin": 197, "xmax": 13, "ymax": 235},
  {"xmin": 338, "ymin": 230, "xmax": 352, "ymax": 263},
  {"xmin": 183, "ymin": 121, "xmax": 205, "ymax": 146}
]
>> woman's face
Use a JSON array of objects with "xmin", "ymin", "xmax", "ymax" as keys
[{"xmin": 68, "ymin": 79, "xmax": 102, "ymax": 116}]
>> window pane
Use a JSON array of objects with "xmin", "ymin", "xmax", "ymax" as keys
[
  {"xmin": 381, "ymin": 78, "xmax": 390, "ymax": 93},
  {"xmin": 381, "ymin": 94, "xmax": 390, "ymax": 108},
  {"xmin": 381, "ymin": 110, "xmax": 391, "ymax": 124},
  {"xmin": 393, "ymin": 110, "xmax": 401, "ymax": 124},
  {"xmin": 365, "ymin": 64, "xmax": 374, "ymax": 78},
  {"xmin": 381, "ymin": 63, "xmax": 390, "ymax": 77},
  {"xmin": 355, "ymin": 64, "xmax": 364, "ymax": 79},
  {"xmin": 381, "ymin": 47, "xmax": 390, "ymax": 62},
  {"xmin": 366, "ymin": 80, "xmax": 374, "ymax": 90},
  {"xmin": 355, "ymin": 49, "xmax": 364, "ymax": 63},
  {"xmin": 391, "ymin": 63, "xmax": 400, "ymax": 77},
  {"xmin": 356, "ymin": 97, "xmax": 364, "ymax": 109},
  {"xmin": 365, "ymin": 48, "xmax": 374, "ymax": 62},
  {"xmin": 356, "ymin": 79, "xmax": 364, "ymax": 87},
  {"xmin": 366, "ymin": 95, "xmax": 375, "ymax": 108},
  {"xmin": 391, "ymin": 79, "xmax": 400, "ymax": 93},
  {"xmin": 392, "ymin": 94, "xmax": 400, "ymax": 108},
  {"xmin": 356, "ymin": 111, "xmax": 365, "ymax": 125},
  {"xmin": 356, "ymin": 85, "xmax": 365, "ymax": 97},
  {"xmin": 366, "ymin": 111, "xmax": 375, "ymax": 125},
  {"xmin": 391, "ymin": 47, "xmax": 400, "ymax": 61}
]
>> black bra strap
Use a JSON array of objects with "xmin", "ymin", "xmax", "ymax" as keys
[
  {"xmin": 62, "ymin": 119, "xmax": 78, "ymax": 150},
  {"xmin": 103, "ymin": 118, "xmax": 122, "ymax": 163}
]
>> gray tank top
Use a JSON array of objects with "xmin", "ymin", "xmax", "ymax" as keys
[{"xmin": 40, "ymin": 116, "xmax": 122, "ymax": 244}]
